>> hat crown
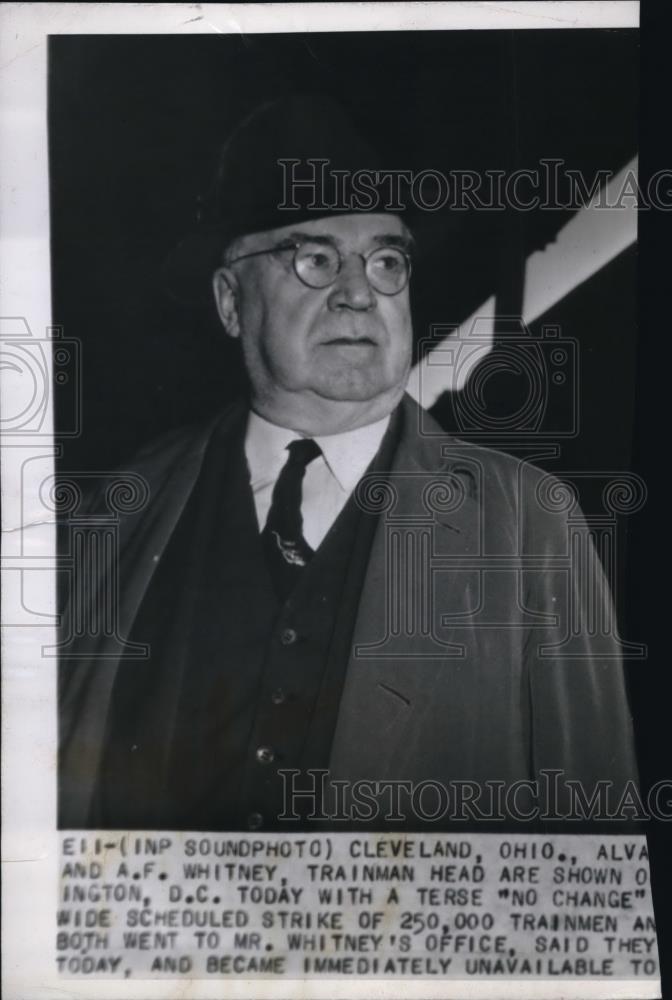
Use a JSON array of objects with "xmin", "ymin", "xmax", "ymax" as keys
[{"xmin": 199, "ymin": 94, "xmax": 385, "ymax": 239}]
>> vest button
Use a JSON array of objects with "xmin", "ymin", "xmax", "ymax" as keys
[
  {"xmin": 247, "ymin": 811, "xmax": 264, "ymax": 830},
  {"xmin": 271, "ymin": 688, "xmax": 286, "ymax": 705},
  {"xmin": 255, "ymin": 746, "xmax": 275, "ymax": 765},
  {"xmin": 280, "ymin": 628, "xmax": 298, "ymax": 645}
]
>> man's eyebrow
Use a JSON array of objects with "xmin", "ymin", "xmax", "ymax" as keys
[
  {"xmin": 285, "ymin": 231, "xmax": 415, "ymax": 252},
  {"xmin": 372, "ymin": 233, "xmax": 415, "ymax": 253},
  {"xmin": 285, "ymin": 232, "xmax": 335, "ymax": 246}
]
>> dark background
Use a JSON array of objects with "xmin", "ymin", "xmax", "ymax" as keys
[
  {"xmin": 48, "ymin": 24, "xmax": 670, "ymax": 994},
  {"xmin": 49, "ymin": 30, "xmax": 638, "ymax": 474}
]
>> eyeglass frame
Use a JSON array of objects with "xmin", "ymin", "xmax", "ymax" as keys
[{"xmin": 224, "ymin": 236, "xmax": 413, "ymax": 296}]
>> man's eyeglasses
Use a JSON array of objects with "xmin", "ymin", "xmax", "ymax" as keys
[{"xmin": 225, "ymin": 239, "xmax": 412, "ymax": 296}]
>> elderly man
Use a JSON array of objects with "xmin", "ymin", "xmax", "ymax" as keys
[{"xmin": 59, "ymin": 96, "xmax": 638, "ymax": 831}]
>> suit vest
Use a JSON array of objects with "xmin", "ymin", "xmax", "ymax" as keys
[{"xmin": 95, "ymin": 404, "xmax": 400, "ymax": 830}]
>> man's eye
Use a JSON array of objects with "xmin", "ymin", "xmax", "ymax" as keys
[
  {"xmin": 375, "ymin": 253, "xmax": 403, "ymax": 271},
  {"xmin": 307, "ymin": 252, "xmax": 331, "ymax": 268}
]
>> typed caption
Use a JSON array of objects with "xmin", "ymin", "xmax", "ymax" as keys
[{"xmin": 57, "ymin": 833, "xmax": 658, "ymax": 981}]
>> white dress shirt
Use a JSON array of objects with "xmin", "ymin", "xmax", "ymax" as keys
[{"xmin": 245, "ymin": 410, "xmax": 391, "ymax": 551}]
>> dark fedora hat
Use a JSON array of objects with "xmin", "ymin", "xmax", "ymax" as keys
[{"xmin": 163, "ymin": 94, "xmax": 459, "ymax": 304}]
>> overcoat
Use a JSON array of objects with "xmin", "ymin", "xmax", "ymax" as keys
[{"xmin": 59, "ymin": 394, "xmax": 639, "ymax": 828}]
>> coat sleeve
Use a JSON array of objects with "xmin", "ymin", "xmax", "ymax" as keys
[
  {"xmin": 57, "ymin": 413, "xmax": 225, "ymax": 827},
  {"xmin": 519, "ymin": 462, "xmax": 641, "ymax": 828}
]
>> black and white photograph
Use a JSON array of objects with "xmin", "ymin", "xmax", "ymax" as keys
[
  {"xmin": 1, "ymin": 2, "xmax": 669, "ymax": 997},
  {"xmin": 54, "ymin": 22, "xmax": 644, "ymax": 832}
]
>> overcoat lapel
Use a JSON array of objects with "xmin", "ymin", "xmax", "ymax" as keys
[{"xmin": 329, "ymin": 396, "xmax": 483, "ymax": 781}]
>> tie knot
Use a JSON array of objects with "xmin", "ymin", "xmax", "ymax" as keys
[{"xmin": 286, "ymin": 438, "xmax": 321, "ymax": 468}]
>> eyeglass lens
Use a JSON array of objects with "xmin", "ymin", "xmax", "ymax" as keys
[{"xmin": 294, "ymin": 241, "xmax": 408, "ymax": 294}]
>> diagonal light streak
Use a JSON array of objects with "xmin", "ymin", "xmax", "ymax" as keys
[{"xmin": 407, "ymin": 157, "xmax": 638, "ymax": 408}]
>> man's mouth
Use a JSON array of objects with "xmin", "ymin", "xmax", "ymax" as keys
[{"xmin": 322, "ymin": 336, "xmax": 377, "ymax": 346}]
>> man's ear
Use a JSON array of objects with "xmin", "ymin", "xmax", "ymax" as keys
[{"xmin": 213, "ymin": 267, "xmax": 241, "ymax": 338}]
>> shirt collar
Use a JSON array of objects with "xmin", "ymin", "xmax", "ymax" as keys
[
  {"xmin": 245, "ymin": 412, "xmax": 297, "ymax": 489},
  {"xmin": 245, "ymin": 410, "xmax": 391, "ymax": 493},
  {"xmin": 315, "ymin": 416, "xmax": 390, "ymax": 493}
]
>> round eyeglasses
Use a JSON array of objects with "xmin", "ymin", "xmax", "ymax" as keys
[{"xmin": 225, "ymin": 239, "xmax": 412, "ymax": 296}]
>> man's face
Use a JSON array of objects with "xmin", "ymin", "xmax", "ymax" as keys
[{"xmin": 214, "ymin": 213, "xmax": 413, "ymax": 428}]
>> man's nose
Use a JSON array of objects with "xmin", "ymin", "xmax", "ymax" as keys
[{"xmin": 326, "ymin": 254, "xmax": 376, "ymax": 311}]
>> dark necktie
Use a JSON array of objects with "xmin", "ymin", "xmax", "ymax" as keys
[{"xmin": 261, "ymin": 438, "xmax": 322, "ymax": 600}]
